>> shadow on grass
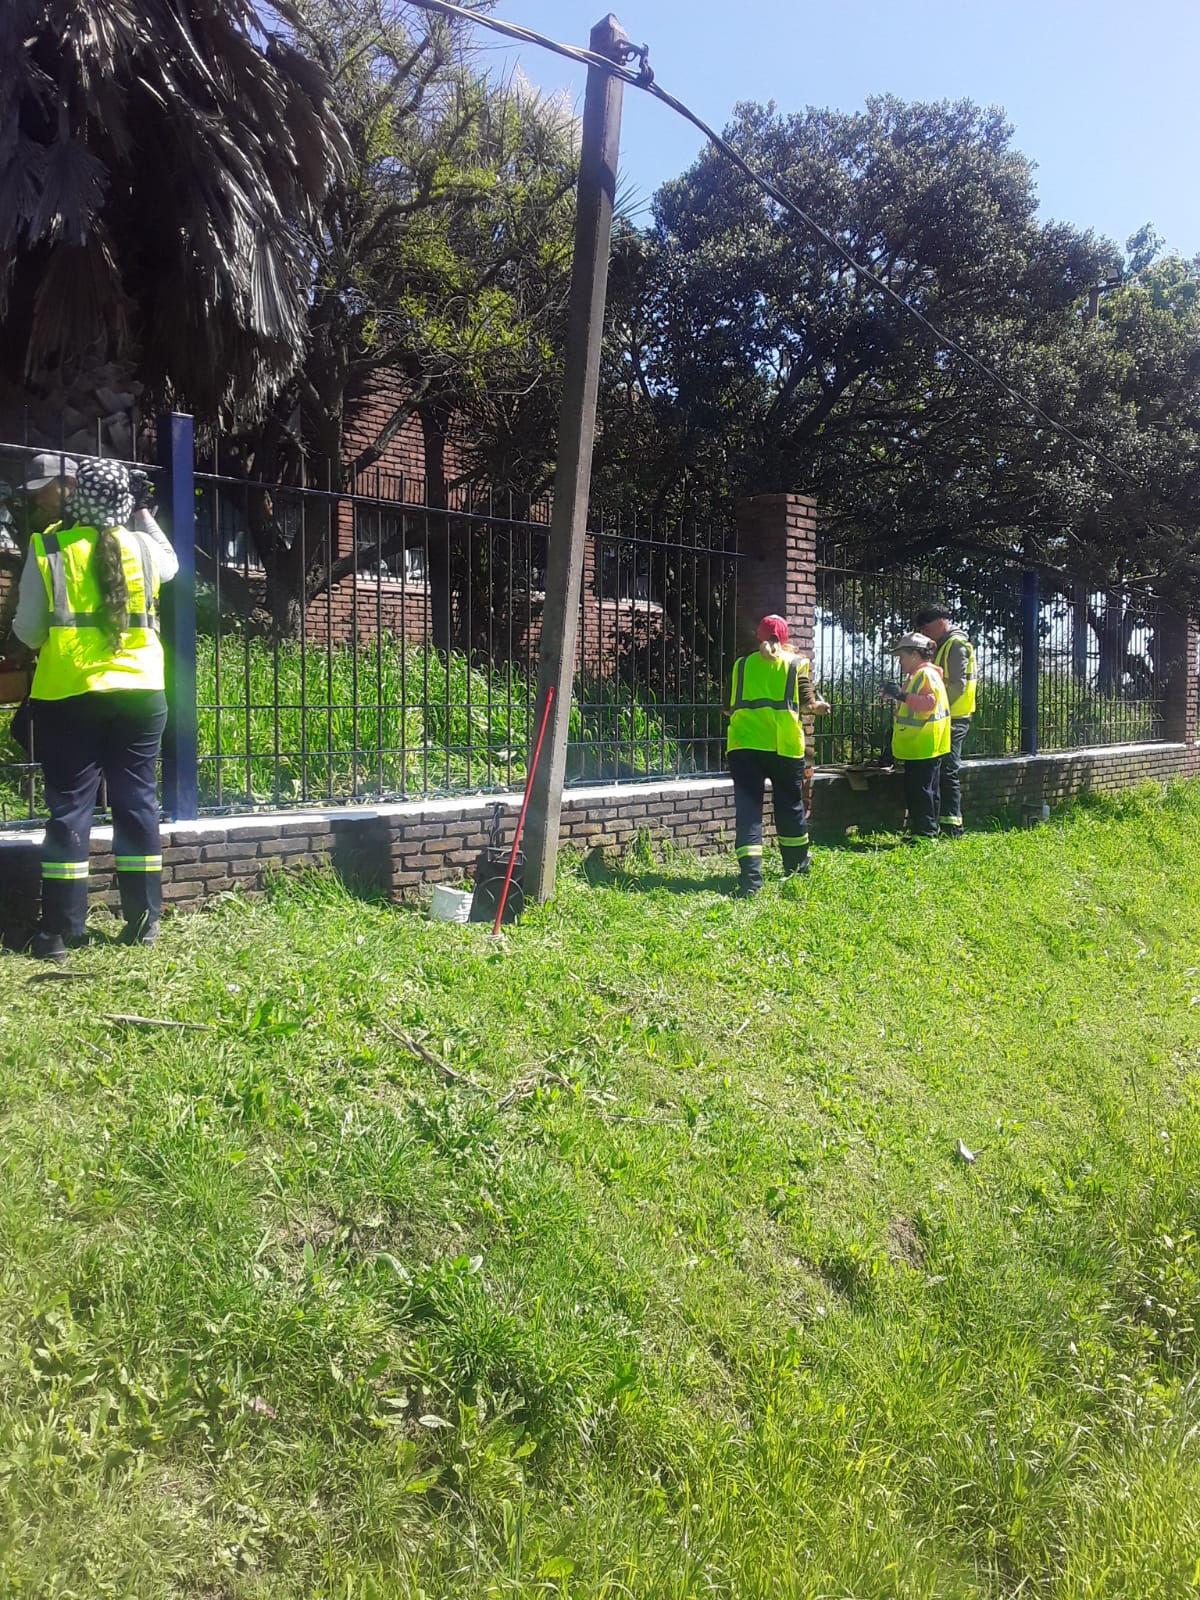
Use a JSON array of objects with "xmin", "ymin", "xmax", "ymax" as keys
[
  {"xmin": 580, "ymin": 853, "xmax": 740, "ymax": 896},
  {"xmin": 816, "ymin": 835, "xmax": 909, "ymax": 854}
]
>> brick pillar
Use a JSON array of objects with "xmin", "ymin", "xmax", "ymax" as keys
[
  {"xmin": 734, "ymin": 493, "xmax": 818, "ymax": 662},
  {"xmin": 1160, "ymin": 609, "xmax": 1199, "ymax": 766}
]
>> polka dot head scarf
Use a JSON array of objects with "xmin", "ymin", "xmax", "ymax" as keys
[{"xmin": 71, "ymin": 459, "xmax": 134, "ymax": 530}]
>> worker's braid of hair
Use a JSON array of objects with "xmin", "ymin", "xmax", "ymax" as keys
[{"xmin": 91, "ymin": 529, "xmax": 131, "ymax": 649}]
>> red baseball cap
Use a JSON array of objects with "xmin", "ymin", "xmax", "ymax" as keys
[{"xmin": 757, "ymin": 614, "xmax": 789, "ymax": 644}]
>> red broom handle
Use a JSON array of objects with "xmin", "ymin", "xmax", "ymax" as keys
[{"xmin": 493, "ymin": 684, "xmax": 556, "ymax": 935}]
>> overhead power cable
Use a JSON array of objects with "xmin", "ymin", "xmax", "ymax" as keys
[{"xmin": 402, "ymin": 0, "xmax": 1138, "ymax": 491}]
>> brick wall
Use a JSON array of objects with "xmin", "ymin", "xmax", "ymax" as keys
[
  {"xmin": 809, "ymin": 740, "xmax": 1199, "ymax": 838},
  {"xmin": 734, "ymin": 493, "xmax": 818, "ymax": 659},
  {"xmin": 2, "ymin": 745, "xmax": 1197, "ymax": 939},
  {"xmin": 0, "ymin": 778, "xmax": 739, "ymax": 938},
  {"xmin": 341, "ymin": 370, "xmax": 468, "ymax": 494},
  {"xmin": 290, "ymin": 521, "xmax": 668, "ymax": 675}
]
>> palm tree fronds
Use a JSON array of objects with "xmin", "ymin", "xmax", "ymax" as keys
[{"xmin": 1, "ymin": 0, "xmax": 349, "ymax": 414}]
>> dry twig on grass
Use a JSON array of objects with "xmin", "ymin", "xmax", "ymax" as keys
[
  {"xmin": 496, "ymin": 1067, "xmax": 572, "ymax": 1110},
  {"xmin": 380, "ymin": 1019, "xmax": 488, "ymax": 1094},
  {"xmin": 103, "ymin": 1013, "xmax": 217, "ymax": 1032}
]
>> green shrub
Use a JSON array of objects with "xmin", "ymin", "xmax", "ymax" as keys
[{"xmin": 195, "ymin": 636, "xmax": 697, "ymax": 808}]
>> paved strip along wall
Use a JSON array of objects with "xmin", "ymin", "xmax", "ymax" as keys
[{"xmin": 0, "ymin": 741, "xmax": 1195, "ymax": 940}]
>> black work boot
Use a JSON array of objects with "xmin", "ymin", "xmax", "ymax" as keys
[
  {"xmin": 735, "ymin": 856, "xmax": 764, "ymax": 898},
  {"xmin": 120, "ymin": 913, "xmax": 161, "ymax": 947},
  {"xmin": 780, "ymin": 846, "xmax": 811, "ymax": 878},
  {"xmin": 30, "ymin": 930, "xmax": 68, "ymax": 964}
]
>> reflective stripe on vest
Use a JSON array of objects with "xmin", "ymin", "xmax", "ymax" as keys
[
  {"xmin": 892, "ymin": 663, "xmax": 952, "ymax": 760},
  {"xmin": 732, "ymin": 656, "xmax": 800, "ymax": 713},
  {"xmin": 934, "ymin": 629, "xmax": 977, "ymax": 718},
  {"xmin": 727, "ymin": 652, "xmax": 809, "ymax": 758},
  {"xmin": 40, "ymin": 530, "xmax": 158, "ymax": 632}
]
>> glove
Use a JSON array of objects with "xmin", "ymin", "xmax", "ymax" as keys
[
  {"xmin": 881, "ymin": 680, "xmax": 905, "ymax": 701},
  {"xmin": 127, "ymin": 468, "xmax": 155, "ymax": 512}
]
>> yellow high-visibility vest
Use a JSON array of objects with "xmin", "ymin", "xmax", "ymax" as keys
[
  {"xmin": 892, "ymin": 662, "xmax": 951, "ymax": 760},
  {"xmin": 727, "ymin": 651, "xmax": 809, "ymax": 759},
  {"xmin": 31, "ymin": 523, "xmax": 164, "ymax": 700},
  {"xmin": 934, "ymin": 628, "xmax": 977, "ymax": 717}
]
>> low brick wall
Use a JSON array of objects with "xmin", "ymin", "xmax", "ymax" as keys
[
  {"xmin": 0, "ymin": 778, "xmax": 739, "ymax": 940},
  {"xmin": 810, "ymin": 741, "xmax": 1197, "ymax": 837},
  {"xmin": 1, "ymin": 743, "xmax": 1195, "ymax": 938}
]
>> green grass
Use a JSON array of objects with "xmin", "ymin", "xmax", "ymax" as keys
[{"xmin": 2, "ymin": 783, "xmax": 1200, "ymax": 1596}]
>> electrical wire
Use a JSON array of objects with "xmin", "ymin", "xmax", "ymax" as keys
[{"xmin": 403, "ymin": 0, "xmax": 1141, "ymax": 492}]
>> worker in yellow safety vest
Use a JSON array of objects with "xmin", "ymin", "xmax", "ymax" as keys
[
  {"xmin": 12, "ymin": 458, "xmax": 178, "ymax": 960},
  {"xmin": 881, "ymin": 631, "xmax": 951, "ymax": 840},
  {"xmin": 726, "ymin": 614, "xmax": 831, "ymax": 896},
  {"xmin": 913, "ymin": 603, "xmax": 977, "ymax": 837}
]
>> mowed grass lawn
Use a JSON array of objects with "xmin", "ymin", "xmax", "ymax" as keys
[{"xmin": 2, "ymin": 785, "xmax": 1200, "ymax": 1598}]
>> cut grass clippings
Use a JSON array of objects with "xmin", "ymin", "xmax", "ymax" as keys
[{"xmin": 1, "ymin": 781, "xmax": 1200, "ymax": 1597}]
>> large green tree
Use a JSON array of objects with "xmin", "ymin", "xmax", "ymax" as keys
[
  {"xmin": 213, "ymin": 0, "xmax": 579, "ymax": 637},
  {"xmin": 595, "ymin": 97, "xmax": 1199, "ymax": 602}
]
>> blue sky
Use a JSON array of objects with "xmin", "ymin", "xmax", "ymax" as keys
[{"xmin": 484, "ymin": 0, "xmax": 1197, "ymax": 258}]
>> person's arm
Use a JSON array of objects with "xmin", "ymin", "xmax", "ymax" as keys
[
  {"xmin": 803, "ymin": 675, "xmax": 832, "ymax": 713},
  {"xmin": 943, "ymin": 639, "xmax": 968, "ymax": 709},
  {"xmin": 902, "ymin": 673, "xmax": 939, "ymax": 714},
  {"xmin": 796, "ymin": 673, "xmax": 831, "ymax": 716},
  {"xmin": 135, "ymin": 508, "xmax": 179, "ymax": 583},
  {"xmin": 11, "ymin": 544, "xmax": 49, "ymax": 650},
  {"xmin": 883, "ymin": 673, "xmax": 937, "ymax": 713},
  {"xmin": 724, "ymin": 657, "xmax": 743, "ymax": 718},
  {"xmin": 905, "ymin": 685, "xmax": 939, "ymax": 714}
]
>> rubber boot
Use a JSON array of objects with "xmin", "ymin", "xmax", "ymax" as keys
[
  {"xmin": 780, "ymin": 845, "xmax": 811, "ymax": 878},
  {"xmin": 736, "ymin": 856, "xmax": 764, "ymax": 898}
]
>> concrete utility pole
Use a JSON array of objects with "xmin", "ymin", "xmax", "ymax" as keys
[{"xmin": 523, "ymin": 14, "xmax": 629, "ymax": 902}]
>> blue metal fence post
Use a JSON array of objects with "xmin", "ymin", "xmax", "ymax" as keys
[
  {"xmin": 1019, "ymin": 570, "xmax": 1040, "ymax": 756},
  {"xmin": 158, "ymin": 412, "xmax": 198, "ymax": 819}
]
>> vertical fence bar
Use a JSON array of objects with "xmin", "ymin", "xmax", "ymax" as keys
[
  {"xmin": 159, "ymin": 411, "xmax": 198, "ymax": 820},
  {"xmin": 1020, "ymin": 570, "xmax": 1040, "ymax": 757}
]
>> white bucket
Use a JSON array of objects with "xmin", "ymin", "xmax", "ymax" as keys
[{"xmin": 429, "ymin": 884, "xmax": 473, "ymax": 923}]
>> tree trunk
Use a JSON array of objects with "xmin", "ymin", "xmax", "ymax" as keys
[
  {"xmin": 420, "ymin": 404, "xmax": 455, "ymax": 656},
  {"xmin": 1071, "ymin": 581, "xmax": 1089, "ymax": 683}
]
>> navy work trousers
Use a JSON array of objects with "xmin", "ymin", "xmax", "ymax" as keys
[
  {"xmin": 727, "ymin": 747, "xmax": 809, "ymax": 882},
  {"xmin": 939, "ymin": 717, "xmax": 970, "ymax": 831},
  {"xmin": 903, "ymin": 755, "xmax": 943, "ymax": 839},
  {"xmin": 34, "ymin": 690, "xmax": 167, "ymax": 937}
]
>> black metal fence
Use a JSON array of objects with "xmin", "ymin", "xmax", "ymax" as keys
[
  {"xmin": 1035, "ymin": 584, "xmax": 1164, "ymax": 749},
  {"xmin": 0, "ymin": 415, "xmax": 1179, "ymax": 827},
  {"xmin": 190, "ymin": 455, "xmax": 740, "ymax": 811},
  {"xmin": 813, "ymin": 539, "xmax": 1166, "ymax": 767},
  {"xmin": 813, "ymin": 545, "xmax": 1024, "ymax": 765}
]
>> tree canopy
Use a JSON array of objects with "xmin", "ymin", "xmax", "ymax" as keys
[
  {"xmin": 0, "ymin": 0, "xmax": 347, "ymax": 417},
  {"xmin": 595, "ymin": 97, "xmax": 1200, "ymax": 603},
  {"xmin": 3, "ymin": 10, "xmax": 1198, "ymax": 615},
  {"xmin": 210, "ymin": 0, "xmax": 580, "ymax": 634}
]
